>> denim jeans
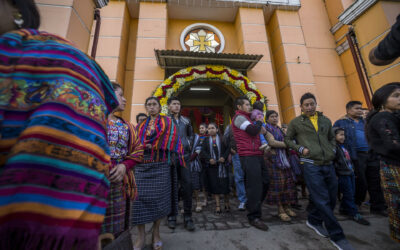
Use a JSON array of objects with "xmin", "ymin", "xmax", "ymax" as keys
[
  {"xmin": 338, "ymin": 174, "xmax": 358, "ymax": 216},
  {"xmin": 303, "ymin": 163, "xmax": 345, "ymax": 241},
  {"xmin": 232, "ymin": 153, "xmax": 247, "ymax": 204}
]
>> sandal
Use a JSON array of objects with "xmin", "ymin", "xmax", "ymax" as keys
[
  {"xmin": 152, "ymin": 234, "xmax": 163, "ymax": 250},
  {"xmin": 278, "ymin": 213, "xmax": 291, "ymax": 222},
  {"xmin": 215, "ymin": 206, "xmax": 221, "ymax": 214},
  {"xmin": 285, "ymin": 208, "xmax": 297, "ymax": 217},
  {"xmin": 195, "ymin": 205, "xmax": 202, "ymax": 213},
  {"xmin": 98, "ymin": 233, "xmax": 114, "ymax": 250}
]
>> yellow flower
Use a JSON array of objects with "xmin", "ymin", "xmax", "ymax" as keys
[
  {"xmin": 154, "ymin": 88, "xmax": 163, "ymax": 97},
  {"xmin": 164, "ymin": 78, "xmax": 172, "ymax": 85},
  {"xmin": 172, "ymin": 82, "xmax": 180, "ymax": 91},
  {"xmin": 160, "ymin": 97, "xmax": 167, "ymax": 106},
  {"xmin": 251, "ymin": 96, "xmax": 256, "ymax": 103}
]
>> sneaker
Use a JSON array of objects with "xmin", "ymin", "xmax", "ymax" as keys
[
  {"xmin": 330, "ymin": 238, "xmax": 355, "ymax": 250},
  {"xmin": 306, "ymin": 220, "xmax": 329, "ymax": 238},
  {"xmin": 352, "ymin": 213, "xmax": 370, "ymax": 226},
  {"xmin": 238, "ymin": 202, "xmax": 246, "ymax": 211}
]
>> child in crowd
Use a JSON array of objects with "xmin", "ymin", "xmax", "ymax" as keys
[
  {"xmin": 190, "ymin": 123, "xmax": 208, "ymax": 211},
  {"xmin": 251, "ymin": 101, "xmax": 270, "ymax": 152},
  {"xmin": 201, "ymin": 123, "xmax": 231, "ymax": 213},
  {"xmin": 334, "ymin": 127, "xmax": 370, "ymax": 226}
]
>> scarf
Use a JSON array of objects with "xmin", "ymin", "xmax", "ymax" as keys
[
  {"xmin": 190, "ymin": 134, "xmax": 202, "ymax": 172},
  {"xmin": 265, "ymin": 123, "xmax": 290, "ymax": 169},
  {"xmin": 137, "ymin": 114, "xmax": 184, "ymax": 165},
  {"xmin": 209, "ymin": 135, "xmax": 227, "ymax": 178}
]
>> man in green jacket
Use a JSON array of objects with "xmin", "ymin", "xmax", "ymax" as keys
[{"xmin": 284, "ymin": 93, "xmax": 354, "ymax": 250}]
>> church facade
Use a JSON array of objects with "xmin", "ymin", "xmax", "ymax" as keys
[{"xmin": 36, "ymin": 0, "xmax": 400, "ymax": 125}]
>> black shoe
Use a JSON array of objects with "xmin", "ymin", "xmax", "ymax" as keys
[
  {"xmin": 352, "ymin": 213, "xmax": 370, "ymax": 226},
  {"xmin": 339, "ymin": 209, "xmax": 348, "ymax": 216},
  {"xmin": 371, "ymin": 209, "xmax": 388, "ymax": 217},
  {"xmin": 184, "ymin": 218, "xmax": 195, "ymax": 231},
  {"xmin": 167, "ymin": 219, "xmax": 176, "ymax": 229},
  {"xmin": 249, "ymin": 218, "xmax": 269, "ymax": 231}
]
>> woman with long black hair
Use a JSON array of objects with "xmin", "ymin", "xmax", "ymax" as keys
[{"xmin": 366, "ymin": 82, "xmax": 400, "ymax": 243}]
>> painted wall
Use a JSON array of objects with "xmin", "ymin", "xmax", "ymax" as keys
[
  {"xmin": 353, "ymin": 1, "xmax": 400, "ymax": 91},
  {"xmin": 36, "ymin": 0, "xmax": 95, "ymax": 52}
]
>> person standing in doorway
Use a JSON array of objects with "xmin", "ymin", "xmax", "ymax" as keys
[
  {"xmin": 232, "ymin": 96, "xmax": 269, "ymax": 231},
  {"xmin": 334, "ymin": 101, "xmax": 387, "ymax": 216},
  {"xmin": 167, "ymin": 97, "xmax": 195, "ymax": 231},
  {"xmin": 285, "ymin": 93, "xmax": 354, "ymax": 250}
]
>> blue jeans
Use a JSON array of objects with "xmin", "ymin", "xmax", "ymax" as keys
[
  {"xmin": 338, "ymin": 174, "xmax": 358, "ymax": 216},
  {"xmin": 303, "ymin": 163, "xmax": 345, "ymax": 241},
  {"xmin": 232, "ymin": 153, "xmax": 247, "ymax": 203}
]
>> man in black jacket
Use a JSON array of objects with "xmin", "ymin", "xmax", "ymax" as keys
[{"xmin": 167, "ymin": 97, "xmax": 195, "ymax": 231}]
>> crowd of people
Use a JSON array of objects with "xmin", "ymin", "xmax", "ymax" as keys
[{"xmin": 0, "ymin": 1, "xmax": 399, "ymax": 250}]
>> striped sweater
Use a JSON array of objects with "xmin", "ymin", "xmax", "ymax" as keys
[{"xmin": 0, "ymin": 29, "xmax": 118, "ymax": 250}]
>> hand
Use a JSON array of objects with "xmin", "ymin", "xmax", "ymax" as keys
[
  {"xmin": 190, "ymin": 152, "xmax": 198, "ymax": 161},
  {"xmin": 219, "ymin": 157, "xmax": 225, "ymax": 163},
  {"xmin": 110, "ymin": 164, "xmax": 126, "ymax": 183},
  {"xmin": 302, "ymin": 148, "xmax": 310, "ymax": 156},
  {"xmin": 210, "ymin": 159, "xmax": 216, "ymax": 165},
  {"xmin": 146, "ymin": 144, "xmax": 152, "ymax": 149},
  {"xmin": 231, "ymin": 149, "xmax": 236, "ymax": 154}
]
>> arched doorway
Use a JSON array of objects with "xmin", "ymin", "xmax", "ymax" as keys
[{"xmin": 152, "ymin": 65, "xmax": 266, "ymax": 131}]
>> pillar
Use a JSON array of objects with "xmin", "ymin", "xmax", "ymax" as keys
[
  {"xmin": 267, "ymin": 10, "xmax": 317, "ymax": 123},
  {"xmin": 36, "ymin": 0, "xmax": 96, "ymax": 52},
  {"xmin": 235, "ymin": 8, "xmax": 280, "ymax": 115},
  {"xmin": 127, "ymin": 2, "xmax": 167, "ymax": 123}
]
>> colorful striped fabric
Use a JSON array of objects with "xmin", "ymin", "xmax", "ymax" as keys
[
  {"xmin": 137, "ymin": 115, "xmax": 184, "ymax": 165},
  {"xmin": 0, "ymin": 29, "xmax": 117, "ymax": 250}
]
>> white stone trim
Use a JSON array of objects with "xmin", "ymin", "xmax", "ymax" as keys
[
  {"xmin": 338, "ymin": 0, "xmax": 378, "ymax": 25},
  {"xmin": 335, "ymin": 40, "xmax": 349, "ymax": 55},
  {"xmin": 330, "ymin": 22, "xmax": 343, "ymax": 34},
  {"xmin": 180, "ymin": 23, "xmax": 225, "ymax": 53}
]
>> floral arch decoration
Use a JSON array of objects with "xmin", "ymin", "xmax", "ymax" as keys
[{"xmin": 152, "ymin": 65, "xmax": 267, "ymax": 115}]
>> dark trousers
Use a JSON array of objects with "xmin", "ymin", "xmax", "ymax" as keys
[
  {"xmin": 169, "ymin": 157, "xmax": 193, "ymax": 220},
  {"xmin": 303, "ymin": 163, "xmax": 345, "ymax": 242},
  {"xmin": 239, "ymin": 155, "xmax": 269, "ymax": 222},
  {"xmin": 354, "ymin": 151, "xmax": 386, "ymax": 211},
  {"xmin": 338, "ymin": 174, "xmax": 358, "ymax": 216}
]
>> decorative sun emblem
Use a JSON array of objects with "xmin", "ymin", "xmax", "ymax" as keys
[{"xmin": 184, "ymin": 29, "xmax": 220, "ymax": 53}]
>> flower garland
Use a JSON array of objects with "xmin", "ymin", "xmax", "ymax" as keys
[{"xmin": 153, "ymin": 65, "xmax": 266, "ymax": 114}]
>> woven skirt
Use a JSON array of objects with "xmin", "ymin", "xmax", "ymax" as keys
[
  {"xmin": 206, "ymin": 165, "xmax": 230, "ymax": 195},
  {"xmin": 101, "ymin": 181, "xmax": 126, "ymax": 235},
  {"xmin": 131, "ymin": 161, "xmax": 171, "ymax": 225},
  {"xmin": 380, "ymin": 160, "xmax": 400, "ymax": 243},
  {"xmin": 265, "ymin": 161, "xmax": 297, "ymax": 205},
  {"xmin": 191, "ymin": 170, "xmax": 201, "ymax": 191}
]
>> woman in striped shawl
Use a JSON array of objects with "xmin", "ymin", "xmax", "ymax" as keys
[
  {"xmin": 0, "ymin": 1, "xmax": 118, "ymax": 249},
  {"xmin": 131, "ymin": 97, "xmax": 184, "ymax": 250},
  {"xmin": 101, "ymin": 83, "xmax": 143, "ymax": 240}
]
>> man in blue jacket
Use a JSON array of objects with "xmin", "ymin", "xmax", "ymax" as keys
[{"xmin": 333, "ymin": 101, "xmax": 386, "ymax": 215}]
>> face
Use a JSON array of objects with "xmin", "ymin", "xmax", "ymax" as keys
[
  {"xmin": 384, "ymin": 88, "xmax": 400, "ymax": 112},
  {"xmin": 267, "ymin": 113, "xmax": 279, "ymax": 126},
  {"xmin": 301, "ymin": 98, "xmax": 317, "ymax": 116},
  {"xmin": 168, "ymin": 100, "xmax": 181, "ymax": 115},
  {"xmin": 0, "ymin": 1, "xmax": 17, "ymax": 35},
  {"xmin": 237, "ymin": 100, "xmax": 251, "ymax": 113},
  {"xmin": 145, "ymin": 99, "xmax": 161, "ymax": 116},
  {"xmin": 199, "ymin": 125, "xmax": 207, "ymax": 135},
  {"xmin": 347, "ymin": 104, "xmax": 363, "ymax": 118},
  {"xmin": 282, "ymin": 127, "xmax": 288, "ymax": 134},
  {"xmin": 138, "ymin": 115, "xmax": 147, "ymax": 124},
  {"xmin": 362, "ymin": 109, "xmax": 369, "ymax": 119},
  {"xmin": 335, "ymin": 130, "xmax": 345, "ymax": 144},
  {"xmin": 114, "ymin": 87, "xmax": 126, "ymax": 112},
  {"xmin": 208, "ymin": 125, "xmax": 218, "ymax": 136}
]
